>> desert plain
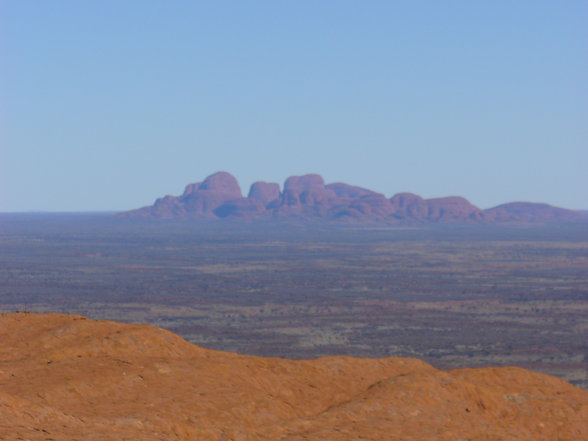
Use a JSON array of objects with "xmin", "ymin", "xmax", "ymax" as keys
[{"xmin": 1, "ymin": 213, "xmax": 587, "ymax": 439}]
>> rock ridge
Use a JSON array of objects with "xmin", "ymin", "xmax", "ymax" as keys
[
  {"xmin": 120, "ymin": 172, "xmax": 587, "ymax": 223},
  {"xmin": 1, "ymin": 313, "xmax": 587, "ymax": 440}
]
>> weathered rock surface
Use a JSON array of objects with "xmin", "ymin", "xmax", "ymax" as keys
[
  {"xmin": 120, "ymin": 172, "xmax": 588, "ymax": 223},
  {"xmin": 1, "ymin": 313, "xmax": 587, "ymax": 441}
]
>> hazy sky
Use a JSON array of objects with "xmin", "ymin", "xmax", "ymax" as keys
[{"xmin": 1, "ymin": 1, "xmax": 587, "ymax": 212}]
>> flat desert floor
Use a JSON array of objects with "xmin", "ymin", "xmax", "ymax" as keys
[{"xmin": 1, "ymin": 214, "xmax": 587, "ymax": 390}]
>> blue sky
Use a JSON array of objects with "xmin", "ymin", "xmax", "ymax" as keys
[{"xmin": 1, "ymin": 1, "xmax": 587, "ymax": 211}]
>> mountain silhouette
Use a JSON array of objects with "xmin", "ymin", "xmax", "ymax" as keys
[{"xmin": 120, "ymin": 172, "xmax": 586, "ymax": 223}]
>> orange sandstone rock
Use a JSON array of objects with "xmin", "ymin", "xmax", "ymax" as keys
[{"xmin": 1, "ymin": 313, "xmax": 586, "ymax": 440}]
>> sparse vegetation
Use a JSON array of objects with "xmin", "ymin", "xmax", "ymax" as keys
[{"xmin": 1, "ymin": 214, "xmax": 587, "ymax": 389}]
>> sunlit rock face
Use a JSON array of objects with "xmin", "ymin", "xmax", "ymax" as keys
[{"xmin": 1, "ymin": 313, "xmax": 587, "ymax": 441}]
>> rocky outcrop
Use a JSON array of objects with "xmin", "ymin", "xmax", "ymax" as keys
[
  {"xmin": 425, "ymin": 196, "xmax": 484, "ymax": 222},
  {"xmin": 120, "ymin": 172, "xmax": 588, "ymax": 224},
  {"xmin": 1, "ymin": 313, "xmax": 587, "ymax": 441},
  {"xmin": 248, "ymin": 181, "xmax": 280, "ymax": 205},
  {"xmin": 337, "ymin": 194, "xmax": 396, "ymax": 221},
  {"xmin": 273, "ymin": 174, "xmax": 339, "ymax": 218},
  {"xmin": 325, "ymin": 182, "xmax": 379, "ymax": 199},
  {"xmin": 181, "ymin": 182, "xmax": 201, "ymax": 197},
  {"xmin": 485, "ymin": 202, "xmax": 585, "ymax": 222},
  {"xmin": 179, "ymin": 171, "xmax": 243, "ymax": 218},
  {"xmin": 211, "ymin": 181, "xmax": 282, "ymax": 219},
  {"xmin": 389, "ymin": 193, "xmax": 429, "ymax": 220},
  {"xmin": 125, "ymin": 172, "xmax": 243, "ymax": 219}
]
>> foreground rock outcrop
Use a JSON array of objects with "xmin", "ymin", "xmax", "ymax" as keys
[
  {"xmin": 120, "ymin": 172, "xmax": 586, "ymax": 223},
  {"xmin": 1, "ymin": 313, "xmax": 587, "ymax": 440}
]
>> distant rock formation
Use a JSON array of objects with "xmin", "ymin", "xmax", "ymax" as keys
[
  {"xmin": 484, "ymin": 202, "xmax": 584, "ymax": 222},
  {"xmin": 1, "ymin": 313, "xmax": 587, "ymax": 440},
  {"xmin": 248, "ymin": 181, "xmax": 280, "ymax": 205},
  {"xmin": 120, "ymin": 171, "xmax": 587, "ymax": 223}
]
